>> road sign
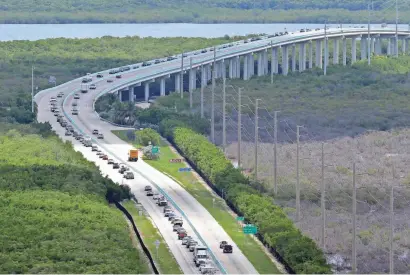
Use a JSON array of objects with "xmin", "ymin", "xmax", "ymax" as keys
[
  {"xmin": 154, "ymin": 240, "xmax": 160, "ymax": 248},
  {"xmin": 178, "ymin": 167, "xmax": 192, "ymax": 172},
  {"xmin": 236, "ymin": 216, "xmax": 244, "ymax": 221},
  {"xmin": 152, "ymin": 146, "xmax": 159, "ymax": 154},
  {"xmin": 243, "ymin": 224, "xmax": 258, "ymax": 234},
  {"xmin": 48, "ymin": 75, "xmax": 56, "ymax": 84},
  {"xmin": 169, "ymin": 158, "xmax": 183, "ymax": 163}
]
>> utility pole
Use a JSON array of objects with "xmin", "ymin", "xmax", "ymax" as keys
[
  {"xmin": 31, "ymin": 65, "xmax": 34, "ymax": 113},
  {"xmin": 200, "ymin": 64, "xmax": 204, "ymax": 118},
  {"xmin": 189, "ymin": 57, "xmax": 193, "ymax": 109},
  {"xmin": 296, "ymin": 125, "xmax": 301, "ymax": 222},
  {"xmin": 324, "ymin": 22, "xmax": 328, "ymax": 76},
  {"xmin": 222, "ymin": 74, "xmax": 226, "ymax": 152},
  {"xmin": 273, "ymin": 111, "xmax": 279, "ymax": 195},
  {"xmin": 254, "ymin": 99, "xmax": 260, "ymax": 180},
  {"xmin": 180, "ymin": 52, "xmax": 184, "ymax": 99},
  {"xmin": 368, "ymin": 2, "xmax": 371, "ymax": 65},
  {"xmin": 321, "ymin": 142, "xmax": 326, "ymax": 249},
  {"xmin": 390, "ymin": 166, "xmax": 395, "ymax": 274},
  {"xmin": 395, "ymin": 0, "xmax": 399, "ymax": 57},
  {"xmin": 211, "ymin": 47, "xmax": 216, "ymax": 143},
  {"xmin": 352, "ymin": 162, "xmax": 357, "ymax": 274},
  {"xmin": 237, "ymin": 88, "xmax": 242, "ymax": 168}
]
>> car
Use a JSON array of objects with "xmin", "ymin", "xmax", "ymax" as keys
[
  {"xmin": 176, "ymin": 227, "xmax": 186, "ymax": 234},
  {"xmin": 154, "ymin": 59, "xmax": 161, "ymax": 64},
  {"xmin": 107, "ymin": 159, "xmax": 114, "ymax": 164},
  {"xmin": 72, "ymin": 110, "xmax": 78, "ymax": 115},
  {"xmin": 113, "ymin": 162, "xmax": 120, "ymax": 169},
  {"xmin": 89, "ymin": 84, "xmax": 96, "ymax": 89},
  {"xmin": 64, "ymin": 130, "xmax": 72, "ymax": 136},
  {"xmin": 315, "ymin": 28, "xmax": 320, "ymax": 31},
  {"xmin": 72, "ymin": 101, "xmax": 77, "ymax": 107},
  {"xmin": 123, "ymin": 66, "xmax": 130, "ymax": 71},
  {"xmin": 142, "ymin": 61, "xmax": 151, "ymax": 67},
  {"xmin": 102, "ymin": 155, "xmax": 108, "ymax": 160},
  {"xmin": 109, "ymin": 70, "xmax": 116, "ymax": 74},
  {"xmin": 223, "ymin": 245, "xmax": 233, "ymax": 253},
  {"xmin": 144, "ymin": 185, "xmax": 152, "ymax": 191},
  {"xmin": 158, "ymin": 199, "xmax": 167, "ymax": 206},
  {"xmin": 146, "ymin": 190, "xmax": 154, "ymax": 196},
  {"xmin": 201, "ymin": 49, "xmax": 207, "ymax": 53},
  {"xmin": 119, "ymin": 166, "xmax": 129, "ymax": 174},
  {"xmin": 163, "ymin": 205, "xmax": 172, "ymax": 212},
  {"xmin": 92, "ymin": 129, "xmax": 99, "ymax": 135},
  {"xmin": 178, "ymin": 231, "xmax": 187, "ymax": 240},
  {"xmin": 91, "ymin": 145, "xmax": 98, "ymax": 151},
  {"xmin": 171, "ymin": 218, "xmax": 183, "ymax": 224},
  {"xmin": 124, "ymin": 171, "xmax": 134, "ymax": 179},
  {"xmin": 75, "ymin": 135, "xmax": 83, "ymax": 140},
  {"xmin": 219, "ymin": 241, "xmax": 228, "ymax": 249},
  {"xmin": 97, "ymin": 133, "xmax": 104, "ymax": 139},
  {"xmin": 132, "ymin": 65, "xmax": 140, "ymax": 69},
  {"xmin": 73, "ymin": 94, "xmax": 80, "ymax": 99},
  {"xmin": 57, "ymin": 93, "xmax": 63, "ymax": 98},
  {"xmin": 189, "ymin": 243, "xmax": 198, "ymax": 252},
  {"xmin": 61, "ymin": 121, "xmax": 67, "ymax": 127},
  {"xmin": 167, "ymin": 213, "xmax": 177, "ymax": 220},
  {"xmin": 186, "ymin": 239, "xmax": 197, "ymax": 248},
  {"xmin": 116, "ymin": 74, "xmax": 122, "ymax": 78},
  {"xmin": 182, "ymin": 236, "xmax": 192, "ymax": 245},
  {"xmin": 164, "ymin": 210, "xmax": 174, "ymax": 217},
  {"xmin": 107, "ymin": 79, "xmax": 114, "ymax": 83},
  {"xmin": 173, "ymin": 224, "xmax": 181, "ymax": 232},
  {"xmin": 99, "ymin": 154, "xmax": 105, "ymax": 159},
  {"xmin": 96, "ymin": 73, "xmax": 103, "ymax": 78},
  {"xmin": 153, "ymin": 193, "xmax": 160, "ymax": 200},
  {"xmin": 96, "ymin": 151, "xmax": 103, "ymax": 156},
  {"xmin": 182, "ymin": 53, "xmax": 188, "ymax": 57}
]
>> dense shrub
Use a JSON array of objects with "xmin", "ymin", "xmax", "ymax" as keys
[
  {"xmin": 137, "ymin": 128, "xmax": 161, "ymax": 146},
  {"xmin": 171, "ymin": 127, "xmax": 331, "ymax": 273}
]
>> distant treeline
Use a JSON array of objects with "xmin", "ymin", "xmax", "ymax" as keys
[{"xmin": 0, "ymin": 0, "xmax": 409, "ymax": 24}]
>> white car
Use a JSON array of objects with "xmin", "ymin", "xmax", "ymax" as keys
[
  {"xmin": 89, "ymin": 84, "xmax": 97, "ymax": 89},
  {"xmin": 74, "ymin": 94, "xmax": 80, "ymax": 99}
]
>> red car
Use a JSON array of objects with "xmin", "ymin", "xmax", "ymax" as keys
[{"xmin": 102, "ymin": 155, "xmax": 108, "ymax": 160}]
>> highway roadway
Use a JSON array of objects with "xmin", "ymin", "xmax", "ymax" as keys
[{"xmin": 36, "ymin": 67, "xmax": 259, "ymax": 274}]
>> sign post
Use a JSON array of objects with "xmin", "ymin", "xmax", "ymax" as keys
[
  {"xmin": 178, "ymin": 167, "xmax": 192, "ymax": 172},
  {"xmin": 151, "ymin": 146, "xmax": 159, "ymax": 154},
  {"xmin": 243, "ymin": 224, "xmax": 258, "ymax": 234},
  {"xmin": 154, "ymin": 240, "xmax": 160, "ymax": 259},
  {"xmin": 236, "ymin": 216, "xmax": 244, "ymax": 222}
]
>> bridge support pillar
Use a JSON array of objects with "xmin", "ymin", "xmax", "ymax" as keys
[
  {"xmin": 189, "ymin": 68, "xmax": 196, "ymax": 94},
  {"xmin": 128, "ymin": 88, "xmax": 134, "ymax": 102},
  {"xmin": 118, "ymin": 90, "xmax": 124, "ymax": 102},
  {"xmin": 282, "ymin": 45, "xmax": 289, "ymax": 76},
  {"xmin": 144, "ymin": 82, "xmax": 150, "ymax": 102},
  {"xmin": 291, "ymin": 44, "xmax": 296, "ymax": 72},
  {"xmin": 243, "ymin": 54, "xmax": 249, "ymax": 80},
  {"xmin": 271, "ymin": 47, "xmax": 279, "ymax": 74},
  {"xmin": 207, "ymin": 64, "xmax": 212, "ymax": 82},
  {"xmin": 308, "ymin": 42, "xmax": 313, "ymax": 69},
  {"xmin": 249, "ymin": 54, "xmax": 255, "ymax": 77},
  {"xmin": 324, "ymin": 38, "xmax": 329, "ymax": 70},
  {"xmin": 235, "ymin": 56, "xmax": 240, "ymax": 78},
  {"xmin": 175, "ymin": 73, "xmax": 181, "ymax": 92},
  {"xmin": 333, "ymin": 38, "xmax": 339, "ymax": 65},
  {"xmin": 315, "ymin": 40, "xmax": 322, "ymax": 68},
  {"xmin": 375, "ymin": 37, "xmax": 382, "ymax": 55},
  {"xmin": 299, "ymin": 43, "xmax": 305, "ymax": 72},
  {"xmin": 160, "ymin": 77, "xmax": 166, "ymax": 96},
  {"xmin": 371, "ymin": 37, "xmax": 375, "ymax": 54},
  {"xmin": 387, "ymin": 38, "xmax": 392, "ymax": 55},
  {"xmin": 264, "ymin": 49, "xmax": 269, "ymax": 74},
  {"xmin": 257, "ymin": 52, "xmax": 263, "ymax": 76},
  {"xmin": 361, "ymin": 36, "xmax": 367, "ymax": 60},
  {"xmin": 351, "ymin": 38, "xmax": 357, "ymax": 64},
  {"xmin": 402, "ymin": 39, "xmax": 407, "ymax": 54},
  {"xmin": 342, "ymin": 37, "xmax": 347, "ymax": 66},
  {"xmin": 229, "ymin": 58, "xmax": 234, "ymax": 78}
]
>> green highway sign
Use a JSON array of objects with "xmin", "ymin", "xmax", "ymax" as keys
[
  {"xmin": 236, "ymin": 216, "xmax": 244, "ymax": 221},
  {"xmin": 243, "ymin": 224, "xmax": 258, "ymax": 234},
  {"xmin": 151, "ymin": 146, "xmax": 159, "ymax": 154}
]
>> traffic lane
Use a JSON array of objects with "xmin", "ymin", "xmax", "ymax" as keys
[
  {"xmin": 41, "ymin": 94, "xmax": 202, "ymax": 274},
  {"xmin": 70, "ymin": 98, "xmax": 257, "ymax": 275},
  {"xmin": 61, "ymin": 96, "xmax": 208, "ymax": 274}
]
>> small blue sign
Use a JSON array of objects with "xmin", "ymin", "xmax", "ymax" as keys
[{"xmin": 178, "ymin": 167, "xmax": 192, "ymax": 172}]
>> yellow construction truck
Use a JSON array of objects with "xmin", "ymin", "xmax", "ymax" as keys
[{"xmin": 128, "ymin": 149, "xmax": 138, "ymax": 162}]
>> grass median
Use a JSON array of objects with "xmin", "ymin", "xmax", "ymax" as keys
[
  {"xmin": 114, "ymin": 130, "xmax": 281, "ymax": 274},
  {"xmin": 122, "ymin": 200, "xmax": 182, "ymax": 274}
]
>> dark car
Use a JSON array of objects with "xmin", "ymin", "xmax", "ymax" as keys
[
  {"xmin": 116, "ymin": 74, "xmax": 122, "ymax": 78},
  {"xmin": 223, "ymin": 245, "xmax": 233, "ymax": 253},
  {"xmin": 147, "ymin": 190, "xmax": 154, "ymax": 196},
  {"xmin": 113, "ymin": 163, "xmax": 120, "ymax": 169},
  {"xmin": 220, "ymin": 241, "xmax": 228, "ymax": 249},
  {"xmin": 154, "ymin": 59, "xmax": 161, "ymax": 64},
  {"xmin": 97, "ymin": 73, "xmax": 103, "ymax": 78},
  {"xmin": 144, "ymin": 185, "xmax": 152, "ymax": 191}
]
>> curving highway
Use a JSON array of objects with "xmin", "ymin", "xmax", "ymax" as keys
[{"xmin": 35, "ymin": 26, "xmax": 410, "ymax": 274}]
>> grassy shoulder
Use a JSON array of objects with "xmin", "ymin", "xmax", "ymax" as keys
[
  {"xmin": 122, "ymin": 200, "xmax": 182, "ymax": 274},
  {"xmin": 113, "ymin": 130, "xmax": 281, "ymax": 274}
]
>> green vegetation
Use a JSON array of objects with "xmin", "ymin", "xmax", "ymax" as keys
[
  {"xmin": 171, "ymin": 127, "xmax": 330, "ymax": 273},
  {"xmin": 0, "ymin": 130, "xmax": 147, "ymax": 273},
  {"xmin": 114, "ymin": 130, "xmax": 281, "ymax": 274},
  {"xmin": 123, "ymin": 200, "xmax": 182, "ymax": 274},
  {"xmin": 0, "ymin": 0, "xmax": 409, "ymax": 23}
]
